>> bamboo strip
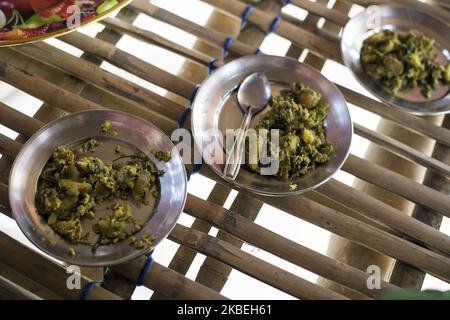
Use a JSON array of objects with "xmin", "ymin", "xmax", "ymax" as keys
[
  {"xmin": 390, "ymin": 116, "xmax": 450, "ymax": 288},
  {"xmin": 317, "ymin": 179, "xmax": 450, "ymax": 256},
  {"xmin": 184, "ymin": 193, "xmax": 397, "ymax": 297},
  {"xmin": 0, "ymin": 60, "xmax": 103, "ymax": 113},
  {"xmin": 0, "ymin": 133, "xmax": 22, "ymax": 159},
  {"xmin": 156, "ymin": 184, "xmax": 231, "ymax": 278},
  {"xmin": 191, "ymin": 169, "xmax": 450, "ymax": 282},
  {"xmin": 0, "ymin": 261, "xmax": 62, "ymax": 299},
  {"xmin": 112, "ymin": 257, "xmax": 227, "ymax": 300},
  {"xmin": 192, "ymin": 2, "xmax": 274, "ymax": 292},
  {"xmin": 0, "ymin": 102, "xmax": 43, "ymax": 138},
  {"xmin": 0, "ymin": 182, "xmax": 10, "ymax": 215},
  {"xmin": 354, "ymin": 123, "xmax": 450, "ymax": 177},
  {"xmin": 100, "ymin": 17, "xmax": 223, "ymax": 68},
  {"xmin": 291, "ymin": 0, "xmax": 350, "ymax": 25},
  {"xmin": 347, "ymin": 0, "xmax": 450, "ymax": 26},
  {"xmin": 202, "ymin": 0, "xmax": 342, "ymax": 62},
  {"xmin": 342, "ymin": 154, "xmax": 450, "ymax": 218},
  {"xmin": 338, "ymin": 85, "xmax": 450, "ymax": 147},
  {"xmin": 170, "ymin": 224, "xmax": 349, "ymax": 300},
  {"xmin": 0, "ymin": 274, "xmax": 41, "ymax": 300},
  {"xmin": 252, "ymin": 192, "xmax": 450, "ymax": 282},
  {"xmin": 280, "ymin": 12, "xmax": 341, "ymax": 44},
  {"xmin": 1, "ymin": 102, "xmax": 448, "ymax": 270},
  {"xmin": 130, "ymin": 0, "xmax": 256, "ymax": 57},
  {"xmin": 13, "ymin": 43, "xmax": 185, "ymax": 122},
  {"xmin": 0, "ymin": 230, "xmax": 121, "ymax": 300},
  {"xmin": 0, "ymin": 191, "xmax": 226, "ymax": 299},
  {"xmin": 60, "ymin": 32, "xmax": 197, "ymax": 98}
]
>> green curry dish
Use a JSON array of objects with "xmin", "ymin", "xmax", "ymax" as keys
[
  {"xmin": 36, "ymin": 138, "xmax": 165, "ymax": 248},
  {"xmin": 251, "ymin": 82, "xmax": 333, "ymax": 182},
  {"xmin": 361, "ymin": 30, "xmax": 450, "ymax": 98}
]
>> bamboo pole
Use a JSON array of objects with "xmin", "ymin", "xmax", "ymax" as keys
[
  {"xmin": 342, "ymin": 154, "xmax": 450, "ymax": 218},
  {"xmin": 184, "ymin": 193, "xmax": 398, "ymax": 298},
  {"xmin": 0, "ymin": 102, "xmax": 43, "ymax": 138},
  {"xmin": 338, "ymin": 85, "xmax": 450, "ymax": 147},
  {"xmin": 291, "ymin": 0, "xmax": 350, "ymax": 25},
  {"xmin": 129, "ymin": 0, "xmax": 256, "ymax": 57},
  {"xmin": 317, "ymin": 179, "xmax": 450, "ymax": 255},
  {"xmin": 202, "ymin": 0, "xmax": 342, "ymax": 62},
  {"xmin": 192, "ymin": 1, "xmax": 276, "ymax": 292},
  {"xmin": 151, "ymin": 184, "xmax": 231, "ymax": 301},
  {"xmin": 0, "ymin": 182, "xmax": 10, "ymax": 215},
  {"xmin": 0, "ymin": 60, "xmax": 103, "ymax": 113},
  {"xmin": 0, "ymin": 274, "xmax": 41, "ymax": 300},
  {"xmin": 0, "ymin": 231, "xmax": 121, "ymax": 300},
  {"xmin": 0, "ymin": 133, "xmax": 22, "ymax": 159},
  {"xmin": 12, "ymin": 43, "xmax": 185, "ymax": 122},
  {"xmin": 354, "ymin": 123, "xmax": 450, "ymax": 177},
  {"xmin": 59, "ymin": 32, "xmax": 197, "ymax": 99},
  {"xmin": 170, "ymin": 224, "xmax": 349, "ymax": 300},
  {"xmin": 250, "ymin": 192, "xmax": 450, "ymax": 283},
  {"xmin": 100, "ymin": 17, "xmax": 223, "ymax": 68},
  {"xmin": 390, "ymin": 116, "xmax": 450, "ymax": 288},
  {"xmin": 0, "ymin": 262, "xmax": 63, "ymax": 299},
  {"xmin": 2, "ymin": 105, "xmax": 450, "ymax": 278}
]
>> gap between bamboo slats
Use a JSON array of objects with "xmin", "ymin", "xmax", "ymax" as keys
[
  {"xmin": 354, "ymin": 123, "xmax": 450, "ymax": 177},
  {"xmin": 342, "ymin": 155, "xmax": 450, "ymax": 219}
]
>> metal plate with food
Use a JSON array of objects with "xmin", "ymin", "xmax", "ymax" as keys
[
  {"xmin": 191, "ymin": 55, "xmax": 352, "ymax": 197},
  {"xmin": 9, "ymin": 110, "xmax": 187, "ymax": 266},
  {"xmin": 341, "ymin": 4, "xmax": 450, "ymax": 115},
  {"xmin": 0, "ymin": 0, "xmax": 131, "ymax": 46}
]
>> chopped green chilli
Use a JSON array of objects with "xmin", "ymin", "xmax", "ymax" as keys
[
  {"xmin": 249, "ymin": 83, "xmax": 334, "ymax": 185},
  {"xmin": 361, "ymin": 30, "xmax": 450, "ymax": 98}
]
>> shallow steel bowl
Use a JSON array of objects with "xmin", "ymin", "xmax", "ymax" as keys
[
  {"xmin": 341, "ymin": 4, "xmax": 450, "ymax": 115},
  {"xmin": 9, "ymin": 110, "xmax": 187, "ymax": 266},
  {"xmin": 191, "ymin": 55, "xmax": 352, "ymax": 196}
]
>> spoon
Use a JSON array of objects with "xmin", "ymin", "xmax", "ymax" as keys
[{"xmin": 223, "ymin": 72, "xmax": 271, "ymax": 180}]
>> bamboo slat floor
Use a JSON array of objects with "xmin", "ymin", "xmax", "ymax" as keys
[{"xmin": 0, "ymin": 0, "xmax": 449, "ymax": 300}]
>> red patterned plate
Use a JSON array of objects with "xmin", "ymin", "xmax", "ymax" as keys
[{"xmin": 0, "ymin": 0, "xmax": 131, "ymax": 46}]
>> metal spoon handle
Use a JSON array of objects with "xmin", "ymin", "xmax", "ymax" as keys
[{"xmin": 223, "ymin": 109, "xmax": 254, "ymax": 180}]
